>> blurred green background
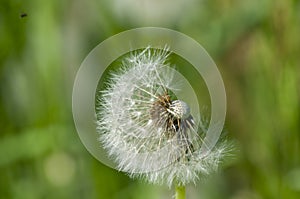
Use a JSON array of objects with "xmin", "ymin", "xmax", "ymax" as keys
[{"xmin": 1, "ymin": 0, "xmax": 300, "ymax": 198}]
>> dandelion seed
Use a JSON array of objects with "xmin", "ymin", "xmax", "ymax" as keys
[{"xmin": 96, "ymin": 47, "xmax": 229, "ymax": 188}]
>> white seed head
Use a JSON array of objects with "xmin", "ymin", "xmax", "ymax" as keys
[
  {"xmin": 169, "ymin": 100, "xmax": 190, "ymax": 119},
  {"xmin": 96, "ymin": 47, "xmax": 228, "ymax": 187}
]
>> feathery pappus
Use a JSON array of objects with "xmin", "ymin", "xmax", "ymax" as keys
[{"xmin": 96, "ymin": 47, "xmax": 228, "ymax": 187}]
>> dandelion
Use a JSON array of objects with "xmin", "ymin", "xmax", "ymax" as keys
[{"xmin": 96, "ymin": 47, "xmax": 228, "ymax": 198}]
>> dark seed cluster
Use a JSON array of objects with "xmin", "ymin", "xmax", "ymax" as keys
[{"xmin": 150, "ymin": 91, "xmax": 195, "ymax": 160}]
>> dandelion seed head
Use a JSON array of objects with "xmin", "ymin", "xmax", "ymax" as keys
[{"xmin": 97, "ymin": 47, "xmax": 229, "ymax": 187}]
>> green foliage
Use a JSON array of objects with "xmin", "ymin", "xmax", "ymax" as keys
[{"xmin": 1, "ymin": 0, "xmax": 299, "ymax": 198}]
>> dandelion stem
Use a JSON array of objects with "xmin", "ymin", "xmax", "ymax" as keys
[{"xmin": 175, "ymin": 185, "xmax": 186, "ymax": 199}]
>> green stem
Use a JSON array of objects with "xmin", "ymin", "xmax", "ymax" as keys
[{"xmin": 175, "ymin": 185, "xmax": 186, "ymax": 199}]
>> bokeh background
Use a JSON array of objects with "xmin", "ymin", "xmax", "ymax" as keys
[{"xmin": 1, "ymin": 0, "xmax": 300, "ymax": 198}]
